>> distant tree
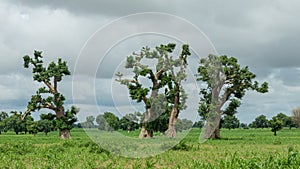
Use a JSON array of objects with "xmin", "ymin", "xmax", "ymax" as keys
[
  {"xmin": 222, "ymin": 115, "xmax": 240, "ymax": 130},
  {"xmin": 175, "ymin": 118, "xmax": 193, "ymax": 132},
  {"xmin": 96, "ymin": 114, "xmax": 106, "ymax": 131},
  {"xmin": 23, "ymin": 51, "xmax": 79, "ymax": 138},
  {"xmin": 193, "ymin": 120, "xmax": 204, "ymax": 128},
  {"xmin": 268, "ymin": 117, "xmax": 283, "ymax": 136},
  {"xmin": 103, "ymin": 112, "xmax": 119, "ymax": 131},
  {"xmin": 275, "ymin": 113, "xmax": 296, "ymax": 129},
  {"xmin": 38, "ymin": 119, "xmax": 53, "ymax": 135},
  {"xmin": 28, "ymin": 121, "xmax": 39, "ymax": 136},
  {"xmin": 240, "ymin": 123, "xmax": 248, "ymax": 129},
  {"xmin": 0, "ymin": 111, "xmax": 8, "ymax": 134},
  {"xmin": 40, "ymin": 113, "xmax": 56, "ymax": 131},
  {"xmin": 292, "ymin": 107, "xmax": 300, "ymax": 128},
  {"xmin": 196, "ymin": 54, "xmax": 268, "ymax": 138},
  {"xmin": 250, "ymin": 115, "xmax": 269, "ymax": 129},
  {"xmin": 6, "ymin": 111, "xmax": 33, "ymax": 135},
  {"xmin": 81, "ymin": 116, "xmax": 95, "ymax": 129},
  {"xmin": 119, "ymin": 113, "xmax": 139, "ymax": 131}
]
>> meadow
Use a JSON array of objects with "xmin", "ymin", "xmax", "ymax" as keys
[{"xmin": 0, "ymin": 128, "xmax": 299, "ymax": 169}]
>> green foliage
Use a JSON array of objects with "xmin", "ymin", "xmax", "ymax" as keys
[
  {"xmin": 81, "ymin": 116, "xmax": 95, "ymax": 129},
  {"xmin": 37, "ymin": 119, "xmax": 54, "ymax": 135},
  {"xmin": 175, "ymin": 118, "xmax": 193, "ymax": 132},
  {"xmin": 221, "ymin": 115, "xmax": 240, "ymax": 130},
  {"xmin": 55, "ymin": 106, "xmax": 79, "ymax": 130},
  {"xmin": 119, "ymin": 113, "xmax": 139, "ymax": 131},
  {"xmin": 197, "ymin": 54, "xmax": 269, "ymax": 118},
  {"xmin": 116, "ymin": 43, "xmax": 190, "ymax": 134},
  {"xmin": 250, "ymin": 115, "xmax": 269, "ymax": 128},
  {"xmin": 196, "ymin": 54, "xmax": 268, "ymax": 139},
  {"xmin": 103, "ymin": 112, "xmax": 119, "ymax": 131},
  {"xmin": 27, "ymin": 121, "xmax": 39, "ymax": 136},
  {"xmin": 96, "ymin": 114, "xmax": 106, "ymax": 130},
  {"xmin": 269, "ymin": 117, "xmax": 283, "ymax": 136}
]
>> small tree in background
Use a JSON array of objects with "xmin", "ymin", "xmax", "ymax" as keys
[
  {"xmin": 292, "ymin": 107, "xmax": 300, "ymax": 128},
  {"xmin": 222, "ymin": 115, "xmax": 240, "ymax": 130},
  {"xmin": 250, "ymin": 115, "xmax": 269, "ymax": 129},
  {"xmin": 103, "ymin": 112, "xmax": 119, "ymax": 131},
  {"xmin": 96, "ymin": 114, "xmax": 106, "ymax": 130},
  {"xmin": 0, "ymin": 112, "xmax": 8, "ymax": 134},
  {"xmin": 81, "ymin": 116, "xmax": 95, "ymax": 129},
  {"xmin": 268, "ymin": 117, "xmax": 283, "ymax": 136},
  {"xmin": 38, "ymin": 119, "xmax": 53, "ymax": 135},
  {"xmin": 23, "ymin": 51, "xmax": 78, "ymax": 138}
]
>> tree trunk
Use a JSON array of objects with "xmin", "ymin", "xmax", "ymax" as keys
[
  {"xmin": 210, "ymin": 127, "xmax": 221, "ymax": 139},
  {"xmin": 168, "ymin": 106, "xmax": 178, "ymax": 138},
  {"xmin": 59, "ymin": 129, "xmax": 71, "ymax": 139},
  {"xmin": 274, "ymin": 130, "xmax": 277, "ymax": 136},
  {"xmin": 168, "ymin": 93, "xmax": 180, "ymax": 138},
  {"xmin": 56, "ymin": 107, "xmax": 72, "ymax": 139},
  {"xmin": 139, "ymin": 125, "xmax": 153, "ymax": 138}
]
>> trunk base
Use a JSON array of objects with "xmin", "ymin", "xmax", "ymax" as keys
[
  {"xmin": 168, "ymin": 126, "xmax": 177, "ymax": 138},
  {"xmin": 139, "ymin": 127, "xmax": 153, "ymax": 138},
  {"xmin": 59, "ymin": 129, "xmax": 71, "ymax": 139},
  {"xmin": 210, "ymin": 128, "xmax": 221, "ymax": 139}
]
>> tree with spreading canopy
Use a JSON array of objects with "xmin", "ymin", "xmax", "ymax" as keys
[
  {"xmin": 196, "ymin": 54, "xmax": 268, "ymax": 139},
  {"xmin": 115, "ymin": 43, "xmax": 190, "ymax": 138},
  {"xmin": 23, "ymin": 51, "xmax": 78, "ymax": 138}
]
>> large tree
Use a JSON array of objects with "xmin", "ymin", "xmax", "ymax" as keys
[
  {"xmin": 196, "ymin": 54, "xmax": 268, "ymax": 139},
  {"xmin": 23, "ymin": 51, "xmax": 78, "ymax": 138},
  {"xmin": 116, "ymin": 43, "xmax": 190, "ymax": 138},
  {"xmin": 165, "ymin": 44, "xmax": 190, "ymax": 138}
]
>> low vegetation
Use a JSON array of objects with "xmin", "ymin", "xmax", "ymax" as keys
[{"xmin": 0, "ymin": 128, "xmax": 299, "ymax": 168}]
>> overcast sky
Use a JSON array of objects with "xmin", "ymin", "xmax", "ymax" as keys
[{"xmin": 1, "ymin": 0, "xmax": 300, "ymax": 123}]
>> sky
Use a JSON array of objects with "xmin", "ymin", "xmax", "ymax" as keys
[{"xmin": 1, "ymin": 0, "xmax": 300, "ymax": 124}]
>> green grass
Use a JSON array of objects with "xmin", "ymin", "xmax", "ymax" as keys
[{"xmin": 0, "ymin": 128, "xmax": 300, "ymax": 168}]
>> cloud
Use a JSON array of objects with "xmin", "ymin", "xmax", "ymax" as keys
[{"xmin": 1, "ymin": 0, "xmax": 300, "ymax": 124}]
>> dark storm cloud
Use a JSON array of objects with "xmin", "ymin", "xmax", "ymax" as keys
[{"xmin": 12, "ymin": 0, "xmax": 163, "ymax": 16}]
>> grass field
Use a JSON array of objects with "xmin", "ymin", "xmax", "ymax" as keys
[{"xmin": 0, "ymin": 128, "xmax": 299, "ymax": 169}]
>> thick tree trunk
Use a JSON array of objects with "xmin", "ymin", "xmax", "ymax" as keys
[
  {"xmin": 139, "ymin": 125, "xmax": 153, "ymax": 138},
  {"xmin": 59, "ymin": 129, "xmax": 71, "ymax": 139},
  {"xmin": 168, "ymin": 104, "xmax": 179, "ymax": 138},
  {"xmin": 168, "ymin": 94, "xmax": 179, "ymax": 138},
  {"xmin": 210, "ymin": 127, "xmax": 221, "ymax": 139},
  {"xmin": 168, "ymin": 115, "xmax": 177, "ymax": 138},
  {"xmin": 274, "ymin": 130, "xmax": 277, "ymax": 136},
  {"xmin": 56, "ymin": 107, "xmax": 72, "ymax": 139}
]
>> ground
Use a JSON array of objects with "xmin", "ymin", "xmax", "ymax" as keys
[{"xmin": 0, "ymin": 128, "xmax": 299, "ymax": 168}]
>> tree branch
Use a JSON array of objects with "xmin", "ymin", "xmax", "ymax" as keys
[{"xmin": 44, "ymin": 81, "xmax": 57, "ymax": 94}]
